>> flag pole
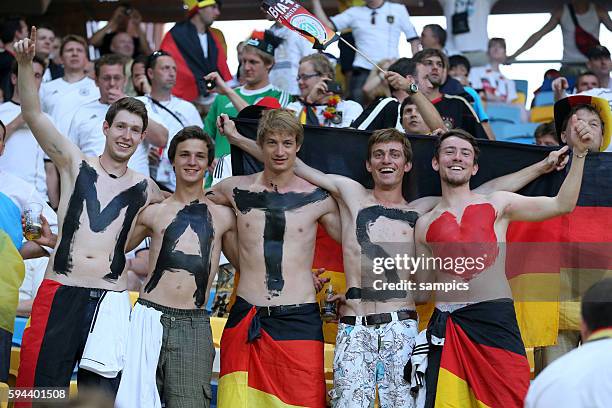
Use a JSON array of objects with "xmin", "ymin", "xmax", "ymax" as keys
[{"xmin": 338, "ymin": 36, "xmax": 386, "ymax": 74}]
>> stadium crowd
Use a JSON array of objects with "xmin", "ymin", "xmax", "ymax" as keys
[{"xmin": 0, "ymin": 0, "xmax": 611, "ymax": 407}]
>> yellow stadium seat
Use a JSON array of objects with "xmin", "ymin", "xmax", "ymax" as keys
[
  {"xmin": 128, "ymin": 291, "xmax": 139, "ymax": 306},
  {"xmin": 0, "ymin": 382, "xmax": 8, "ymax": 408},
  {"xmin": 530, "ymin": 106, "xmax": 554, "ymax": 123},
  {"xmin": 70, "ymin": 380, "xmax": 78, "ymax": 397},
  {"xmin": 210, "ymin": 317, "xmax": 227, "ymax": 348},
  {"xmin": 9, "ymin": 347, "xmax": 20, "ymax": 385},
  {"xmin": 512, "ymin": 92, "xmax": 527, "ymax": 107}
]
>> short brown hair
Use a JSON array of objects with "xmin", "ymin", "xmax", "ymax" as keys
[
  {"xmin": 257, "ymin": 109, "xmax": 303, "ymax": 147},
  {"xmin": 242, "ymin": 45, "xmax": 275, "ymax": 69},
  {"xmin": 434, "ymin": 129, "xmax": 480, "ymax": 163},
  {"xmin": 414, "ymin": 48, "xmax": 448, "ymax": 70},
  {"xmin": 299, "ymin": 53, "xmax": 335, "ymax": 80},
  {"xmin": 94, "ymin": 53, "xmax": 126, "ymax": 78},
  {"xmin": 367, "ymin": 128, "xmax": 413, "ymax": 163},
  {"xmin": 488, "ymin": 37, "xmax": 507, "ymax": 50},
  {"xmin": 60, "ymin": 34, "xmax": 87, "ymax": 57},
  {"xmin": 534, "ymin": 121, "xmax": 559, "ymax": 143},
  {"xmin": 105, "ymin": 97, "xmax": 148, "ymax": 131},
  {"xmin": 168, "ymin": 126, "xmax": 215, "ymax": 167}
]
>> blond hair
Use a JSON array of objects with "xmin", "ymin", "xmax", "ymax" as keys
[{"xmin": 257, "ymin": 109, "xmax": 304, "ymax": 147}]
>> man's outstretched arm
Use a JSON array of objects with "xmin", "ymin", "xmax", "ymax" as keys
[
  {"xmin": 16, "ymin": 27, "xmax": 82, "ymax": 170},
  {"xmin": 475, "ymin": 146, "xmax": 569, "ymax": 194}
]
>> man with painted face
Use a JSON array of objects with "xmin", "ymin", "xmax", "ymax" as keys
[
  {"xmin": 115, "ymin": 126, "xmax": 237, "ymax": 408},
  {"xmin": 210, "ymin": 109, "xmax": 340, "ymax": 408},
  {"xmin": 13, "ymin": 28, "xmax": 164, "ymax": 400},
  {"xmin": 218, "ymin": 117, "xmax": 570, "ymax": 408},
  {"xmin": 414, "ymin": 126, "xmax": 590, "ymax": 407}
]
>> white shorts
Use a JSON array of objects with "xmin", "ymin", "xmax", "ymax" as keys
[{"xmin": 330, "ymin": 313, "xmax": 418, "ymax": 408}]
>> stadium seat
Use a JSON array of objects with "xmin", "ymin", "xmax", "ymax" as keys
[
  {"xmin": 211, "ymin": 317, "xmax": 227, "ymax": 348},
  {"xmin": 12, "ymin": 317, "xmax": 27, "ymax": 347},
  {"xmin": 129, "ymin": 291, "xmax": 139, "ymax": 306},
  {"xmin": 530, "ymin": 106, "xmax": 554, "ymax": 123},
  {"xmin": 487, "ymin": 104, "xmax": 523, "ymax": 124},
  {"xmin": 0, "ymin": 382, "xmax": 8, "ymax": 408},
  {"xmin": 533, "ymin": 91, "xmax": 555, "ymax": 107},
  {"xmin": 514, "ymin": 79, "xmax": 528, "ymax": 97},
  {"xmin": 490, "ymin": 122, "xmax": 538, "ymax": 144},
  {"xmin": 9, "ymin": 346, "xmax": 19, "ymax": 385}
]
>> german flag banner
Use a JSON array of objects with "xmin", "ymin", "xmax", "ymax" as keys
[{"xmin": 231, "ymin": 119, "xmax": 612, "ymax": 347}]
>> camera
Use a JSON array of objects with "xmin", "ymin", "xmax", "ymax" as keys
[{"xmin": 325, "ymin": 80, "xmax": 342, "ymax": 94}]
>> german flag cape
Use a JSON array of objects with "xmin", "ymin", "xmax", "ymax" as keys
[
  {"xmin": 424, "ymin": 299, "xmax": 530, "ymax": 408},
  {"xmin": 231, "ymin": 119, "xmax": 612, "ymax": 347},
  {"xmin": 160, "ymin": 21, "xmax": 232, "ymax": 102}
]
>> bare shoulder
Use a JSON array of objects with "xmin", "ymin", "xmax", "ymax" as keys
[
  {"xmin": 206, "ymin": 198, "xmax": 236, "ymax": 229},
  {"xmin": 409, "ymin": 195, "xmax": 442, "ymax": 214}
]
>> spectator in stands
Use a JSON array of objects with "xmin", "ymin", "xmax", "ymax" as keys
[
  {"xmin": 361, "ymin": 58, "xmax": 395, "ymax": 106},
  {"xmin": 555, "ymin": 95, "xmax": 610, "ymax": 154},
  {"xmin": 414, "ymin": 48, "xmax": 489, "ymax": 139},
  {"xmin": 448, "ymin": 54, "xmax": 471, "ymax": 86},
  {"xmin": 89, "ymin": 5, "xmax": 151, "ymax": 57},
  {"xmin": 130, "ymin": 54, "xmax": 150, "ymax": 97},
  {"xmin": 437, "ymin": 0, "xmax": 499, "ymax": 67},
  {"xmin": 109, "ymin": 31, "xmax": 139, "ymax": 96},
  {"xmin": 0, "ymin": 57, "xmax": 52, "ymax": 199},
  {"xmin": 0, "ymin": 16, "xmax": 28, "ymax": 101},
  {"xmin": 203, "ymin": 30, "xmax": 290, "ymax": 159},
  {"xmin": 552, "ymin": 71, "xmax": 600, "ymax": 102},
  {"xmin": 136, "ymin": 50, "xmax": 204, "ymax": 192},
  {"xmin": 400, "ymin": 96, "xmax": 432, "ymax": 134},
  {"xmin": 421, "ymin": 24, "xmax": 447, "ymax": 53},
  {"xmin": 286, "ymin": 53, "xmax": 363, "ymax": 127},
  {"xmin": 35, "ymin": 25, "xmax": 63, "ymax": 82},
  {"xmin": 586, "ymin": 45, "xmax": 611, "ymax": 89},
  {"xmin": 353, "ymin": 57, "xmax": 445, "ymax": 133},
  {"xmin": 265, "ymin": 14, "xmax": 316, "ymax": 97},
  {"xmin": 40, "ymin": 34, "xmax": 99, "ymax": 209},
  {"xmin": 470, "ymin": 38, "xmax": 518, "ymax": 104},
  {"xmin": 525, "ymin": 278, "xmax": 612, "ymax": 408},
  {"xmin": 67, "ymin": 54, "xmax": 168, "ymax": 177},
  {"xmin": 509, "ymin": 1, "xmax": 612, "ymax": 76},
  {"xmin": 160, "ymin": 0, "xmax": 231, "ymax": 105},
  {"xmin": 311, "ymin": 0, "xmax": 420, "ymax": 104},
  {"xmin": 534, "ymin": 121, "xmax": 560, "ymax": 146}
]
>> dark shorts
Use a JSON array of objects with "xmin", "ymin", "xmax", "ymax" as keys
[{"xmin": 0, "ymin": 326, "xmax": 11, "ymax": 383}]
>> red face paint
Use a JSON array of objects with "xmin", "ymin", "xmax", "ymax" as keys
[{"xmin": 426, "ymin": 203, "xmax": 499, "ymax": 281}]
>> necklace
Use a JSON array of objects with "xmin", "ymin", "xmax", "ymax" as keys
[{"xmin": 98, "ymin": 156, "xmax": 127, "ymax": 179}]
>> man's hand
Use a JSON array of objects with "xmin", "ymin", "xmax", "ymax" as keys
[
  {"xmin": 216, "ymin": 113, "xmax": 239, "ymax": 143},
  {"xmin": 134, "ymin": 76, "xmax": 151, "ymax": 95},
  {"xmin": 14, "ymin": 26, "xmax": 37, "ymax": 65},
  {"xmin": 570, "ymin": 114, "xmax": 594, "ymax": 155},
  {"xmin": 22, "ymin": 213, "xmax": 57, "ymax": 249},
  {"xmin": 385, "ymin": 71, "xmax": 412, "ymax": 92},
  {"xmin": 305, "ymin": 77, "xmax": 331, "ymax": 104},
  {"xmin": 541, "ymin": 145, "xmax": 570, "ymax": 173},
  {"xmin": 327, "ymin": 292, "xmax": 347, "ymax": 321},
  {"xmin": 204, "ymin": 72, "xmax": 231, "ymax": 95},
  {"xmin": 312, "ymin": 268, "xmax": 330, "ymax": 292},
  {"xmin": 552, "ymin": 77, "xmax": 569, "ymax": 101},
  {"xmin": 107, "ymin": 88, "xmax": 127, "ymax": 104},
  {"xmin": 148, "ymin": 146, "xmax": 161, "ymax": 166}
]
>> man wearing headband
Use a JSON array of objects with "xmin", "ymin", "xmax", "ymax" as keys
[{"xmin": 160, "ymin": 0, "xmax": 231, "ymax": 105}]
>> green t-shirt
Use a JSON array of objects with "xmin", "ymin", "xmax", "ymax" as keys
[{"xmin": 204, "ymin": 84, "xmax": 291, "ymax": 157}]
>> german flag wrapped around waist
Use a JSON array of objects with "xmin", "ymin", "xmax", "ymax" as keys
[
  {"xmin": 218, "ymin": 297, "xmax": 326, "ymax": 407},
  {"xmin": 424, "ymin": 299, "xmax": 530, "ymax": 408}
]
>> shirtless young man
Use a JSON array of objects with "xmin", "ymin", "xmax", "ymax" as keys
[
  {"xmin": 219, "ymin": 115, "xmax": 568, "ymax": 408},
  {"xmin": 414, "ymin": 127, "xmax": 589, "ymax": 408},
  {"xmin": 14, "ymin": 28, "xmax": 163, "ymax": 399},
  {"xmin": 210, "ymin": 109, "xmax": 340, "ymax": 408},
  {"xmin": 115, "ymin": 126, "xmax": 237, "ymax": 408}
]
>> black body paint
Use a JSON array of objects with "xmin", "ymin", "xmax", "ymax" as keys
[
  {"xmin": 233, "ymin": 187, "xmax": 329, "ymax": 298},
  {"xmin": 54, "ymin": 161, "xmax": 148, "ymax": 281},
  {"xmin": 144, "ymin": 203, "xmax": 214, "ymax": 308},
  {"xmin": 355, "ymin": 205, "xmax": 419, "ymax": 301}
]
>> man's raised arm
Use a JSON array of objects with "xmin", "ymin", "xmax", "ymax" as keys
[
  {"xmin": 216, "ymin": 113, "xmax": 363, "ymax": 198},
  {"xmin": 16, "ymin": 27, "xmax": 82, "ymax": 169}
]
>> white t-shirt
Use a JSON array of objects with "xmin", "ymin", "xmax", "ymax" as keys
[
  {"xmin": 286, "ymin": 99, "xmax": 363, "ymax": 128},
  {"xmin": 469, "ymin": 64, "xmax": 517, "ymax": 102},
  {"xmin": 331, "ymin": 1, "xmax": 418, "ymax": 70},
  {"xmin": 198, "ymin": 32, "xmax": 209, "ymax": 59},
  {"xmin": 268, "ymin": 24, "xmax": 316, "ymax": 96},
  {"xmin": 136, "ymin": 95, "xmax": 204, "ymax": 190},
  {"xmin": 560, "ymin": 3, "xmax": 601, "ymax": 64},
  {"xmin": 67, "ymin": 99, "xmax": 161, "ymax": 176},
  {"xmin": 0, "ymin": 101, "xmax": 48, "ymax": 197},
  {"xmin": 525, "ymin": 337, "xmax": 612, "ymax": 408},
  {"xmin": 439, "ymin": 0, "xmax": 497, "ymax": 54},
  {"xmin": 40, "ymin": 76, "xmax": 99, "ymax": 134}
]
